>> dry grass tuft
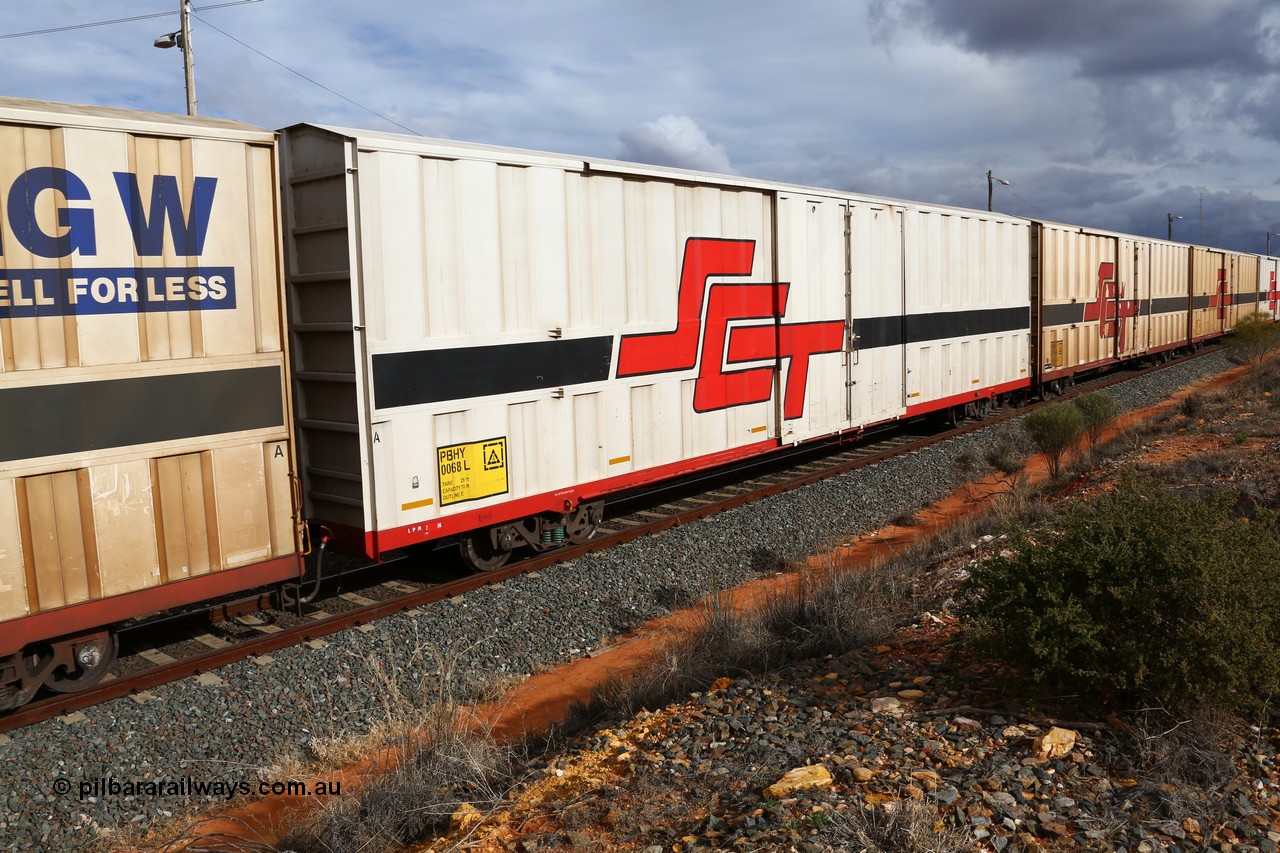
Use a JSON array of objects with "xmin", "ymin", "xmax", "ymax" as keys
[
  {"xmin": 268, "ymin": 638, "xmax": 524, "ymax": 853},
  {"xmin": 1113, "ymin": 705, "xmax": 1238, "ymax": 827},
  {"xmin": 821, "ymin": 800, "xmax": 971, "ymax": 853},
  {"xmin": 573, "ymin": 557, "xmax": 917, "ymax": 724}
]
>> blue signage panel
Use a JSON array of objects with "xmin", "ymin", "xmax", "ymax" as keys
[{"xmin": 0, "ymin": 267, "xmax": 236, "ymax": 318}]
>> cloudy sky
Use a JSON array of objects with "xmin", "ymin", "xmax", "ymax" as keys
[{"xmin": 4, "ymin": 1, "xmax": 1280, "ymax": 252}]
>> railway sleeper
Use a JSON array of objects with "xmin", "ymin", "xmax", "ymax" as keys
[{"xmin": 460, "ymin": 500, "xmax": 605, "ymax": 573}]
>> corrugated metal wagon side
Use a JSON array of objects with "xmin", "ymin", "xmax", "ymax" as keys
[
  {"xmin": 281, "ymin": 124, "xmax": 802, "ymax": 567},
  {"xmin": 1260, "ymin": 256, "xmax": 1279, "ymax": 320},
  {"xmin": 280, "ymin": 124, "xmax": 1037, "ymax": 572},
  {"xmin": 1191, "ymin": 245, "xmax": 1229, "ymax": 342},
  {"xmin": 0, "ymin": 99, "xmax": 300, "ymax": 708},
  {"xmin": 1034, "ymin": 223, "xmax": 1190, "ymax": 387},
  {"xmin": 1227, "ymin": 251, "xmax": 1261, "ymax": 329},
  {"xmin": 1138, "ymin": 238, "xmax": 1191, "ymax": 357}
]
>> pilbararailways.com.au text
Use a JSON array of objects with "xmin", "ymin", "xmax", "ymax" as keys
[{"xmin": 50, "ymin": 775, "xmax": 342, "ymax": 801}]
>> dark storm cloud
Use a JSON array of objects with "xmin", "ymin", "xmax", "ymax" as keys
[
  {"xmin": 881, "ymin": 0, "xmax": 1275, "ymax": 77},
  {"xmin": 868, "ymin": 0, "xmax": 1280, "ymax": 164},
  {"xmin": 1242, "ymin": 78, "xmax": 1280, "ymax": 144}
]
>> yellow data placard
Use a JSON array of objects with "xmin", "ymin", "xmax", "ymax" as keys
[{"xmin": 437, "ymin": 437, "xmax": 508, "ymax": 507}]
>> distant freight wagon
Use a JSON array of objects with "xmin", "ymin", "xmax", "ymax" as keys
[{"xmin": 0, "ymin": 96, "xmax": 1270, "ymax": 709}]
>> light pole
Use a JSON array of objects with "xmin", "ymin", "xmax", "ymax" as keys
[
  {"xmin": 1167, "ymin": 213, "xmax": 1182, "ymax": 241},
  {"xmin": 987, "ymin": 169, "xmax": 1009, "ymax": 212},
  {"xmin": 154, "ymin": 0, "xmax": 197, "ymax": 116},
  {"xmin": 1268, "ymin": 232, "xmax": 1275, "ymax": 256}
]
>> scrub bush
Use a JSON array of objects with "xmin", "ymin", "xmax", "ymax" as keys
[
  {"xmin": 960, "ymin": 473, "xmax": 1280, "ymax": 715},
  {"xmin": 1226, "ymin": 311, "xmax": 1280, "ymax": 365},
  {"xmin": 1022, "ymin": 402, "xmax": 1084, "ymax": 477},
  {"xmin": 1072, "ymin": 390, "xmax": 1120, "ymax": 449}
]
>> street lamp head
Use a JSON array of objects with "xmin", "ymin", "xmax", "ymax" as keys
[
  {"xmin": 986, "ymin": 169, "xmax": 1010, "ymax": 212},
  {"xmin": 153, "ymin": 31, "xmax": 181, "ymax": 49}
]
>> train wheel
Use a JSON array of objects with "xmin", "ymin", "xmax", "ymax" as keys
[
  {"xmin": 42, "ymin": 631, "xmax": 118, "ymax": 694},
  {"xmin": 460, "ymin": 529, "xmax": 511, "ymax": 572},
  {"xmin": 565, "ymin": 501, "xmax": 603, "ymax": 545}
]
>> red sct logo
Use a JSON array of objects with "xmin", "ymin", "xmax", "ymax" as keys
[
  {"xmin": 615, "ymin": 238, "xmax": 845, "ymax": 419},
  {"xmin": 1083, "ymin": 261, "xmax": 1136, "ymax": 351}
]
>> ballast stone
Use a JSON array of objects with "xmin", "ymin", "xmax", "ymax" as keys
[{"xmin": 762, "ymin": 764, "xmax": 833, "ymax": 798}]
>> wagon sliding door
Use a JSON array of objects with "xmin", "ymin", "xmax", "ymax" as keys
[
  {"xmin": 773, "ymin": 194, "xmax": 853, "ymax": 442},
  {"xmin": 847, "ymin": 203, "xmax": 906, "ymax": 428}
]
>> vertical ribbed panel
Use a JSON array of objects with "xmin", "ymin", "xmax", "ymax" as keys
[{"xmin": 17, "ymin": 470, "xmax": 98, "ymax": 611}]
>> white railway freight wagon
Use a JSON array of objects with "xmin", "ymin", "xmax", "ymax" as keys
[
  {"xmin": 279, "ymin": 124, "xmax": 1030, "ymax": 569},
  {"xmin": 1261, "ymin": 255, "xmax": 1279, "ymax": 320},
  {"xmin": 1035, "ymin": 222, "xmax": 1194, "ymax": 389},
  {"xmin": 1189, "ymin": 244, "xmax": 1262, "ymax": 342},
  {"xmin": 0, "ymin": 99, "xmax": 299, "ymax": 706}
]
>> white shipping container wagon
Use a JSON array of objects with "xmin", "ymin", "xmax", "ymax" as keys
[
  {"xmin": 1191, "ymin": 245, "xmax": 1230, "ymax": 342},
  {"xmin": 279, "ymin": 124, "xmax": 1028, "ymax": 567},
  {"xmin": 1228, "ymin": 251, "xmax": 1261, "ymax": 327},
  {"xmin": 282, "ymin": 124, "xmax": 790, "ymax": 565},
  {"xmin": 1137, "ymin": 238, "xmax": 1191, "ymax": 357},
  {"xmin": 898, "ymin": 206, "xmax": 1030, "ymax": 417},
  {"xmin": 0, "ymin": 98, "xmax": 299, "ymax": 698},
  {"xmin": 1035, "ymin": 222, "xmax": 1184, "ymax": 385},
  {"xmin": 1260, "ymin": 256, "xmax": 1279, "ymax": 319}
]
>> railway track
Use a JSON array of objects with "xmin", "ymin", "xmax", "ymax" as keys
[{"xmin": 0, "ymin": 348, "xmax": 1218, "ymax": 733}]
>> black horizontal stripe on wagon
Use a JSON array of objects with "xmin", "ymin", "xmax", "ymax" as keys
[
  {"xmin": 852, "ymin": 306, "xmax": 1029, "ymax": 350},
  {"xmin": 372, "ymin": 336, "xmax": 614, "ymax": 410},
  {"xmin": 373, "ymin": 310, "xmax": 1030, "ymax": 408},
  {"xmin": 1042, "ymin": 297, "xmax": 1191, "ymax": 327},
  {"xmin": 0, "ymin": 366, "xmax": 285, "ymax": 463},
  {"xmin": 1188, "ymin": 293, "xmax": 1261, "ymax": 310}
]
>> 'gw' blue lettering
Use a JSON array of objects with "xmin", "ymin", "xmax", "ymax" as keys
[{"xmin": 0, "ymin": 168, "xmax": 217, "ymax": 259}]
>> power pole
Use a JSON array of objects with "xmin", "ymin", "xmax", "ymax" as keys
[{"xmin": 181, "ymin": 0, "xmax": 196, "ymax": 116}]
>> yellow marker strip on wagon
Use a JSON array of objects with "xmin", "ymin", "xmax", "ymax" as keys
[
  {"xmin": 437, "ymin": 437, "xmax": 508, "ymax": 507},
  {"xmin": 609, "ymin": 455, "xmax": 631, "ymax": 465},
  {"xmin": 401, "ymin": 498, "xmax": 434, "ymax": 511},
  {"xmin": 750, "ymin": 425, "xmax": 768, "ymax": 434}
]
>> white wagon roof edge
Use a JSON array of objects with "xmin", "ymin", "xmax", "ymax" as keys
[
  {"xmin": 0, "ymin": 96, "xmax": 275, "ymax": 144},
  {"xmin": 286, "ymin": 121, "xmax": 1033, "ymax": 226}
]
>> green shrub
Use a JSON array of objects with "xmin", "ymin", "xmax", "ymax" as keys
[
  {"xmin": 1226, "ymin": 311, "xmax": 1280, "ymax": 365},
  {"xmin": 960, "ymin": 473, "xmax": 1280, "ymax": 715},
  {"xmin": 1022, "ymin": 402, "xmax": 1084, "ymax": 477},
  {"xmin": 1071, "ymin": 390, "xmax": 1120, "ymax": 449}
]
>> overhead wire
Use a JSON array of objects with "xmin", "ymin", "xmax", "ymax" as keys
[
  {"xmin": 0, "ymin": 2, "xmax": 261, "ymax": 40},
  {"xmin": 189, "ymin": 12, "xmax": 424, "ymax": 136},
  {"xmin": 1002, "ymin": 185, "xmax": 1053, "ymax": 219},
  {"xmin": 942, "ymin": 177, "xmax": 982, "ymax": 208},
  {"xmin": 0, "ymin": 3, "xmax": 423, "ymax": 138}
]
